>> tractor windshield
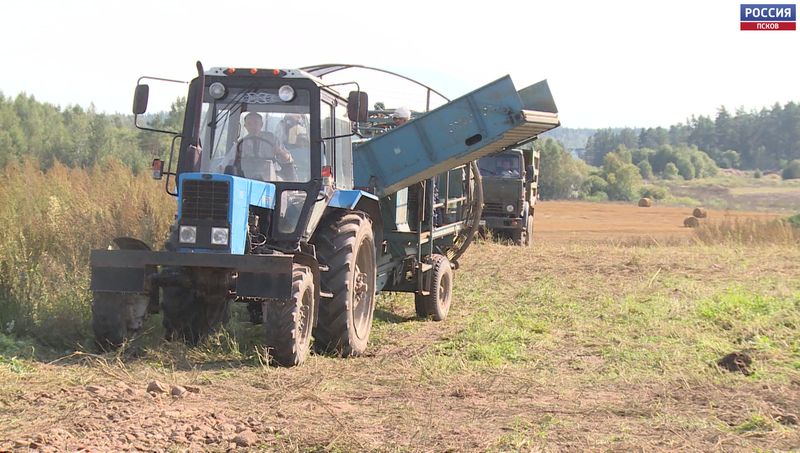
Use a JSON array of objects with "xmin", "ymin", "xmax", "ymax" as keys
[
  {"xmin": 478, "ymin": 154, "xmax": 521, "ymax": 178},
  {"xmin": 199, "ymin": 87, "xmax": 311, "ymax": 183}
]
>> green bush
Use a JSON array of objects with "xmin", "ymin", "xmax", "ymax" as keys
[
  {"xmin": 581, "ymin": 174, "xmax": 608, "ymax": 196},
  {"xmin": 753, "ymin": 169, "xmax": 762, "ymax": 179},
  {"xmin": 536, "ymin": 138, "xmax": 590, "ymax": 199},
  {"xmin": 675, "ymin": 156, "xmax": 696, "ymax": 180},
  {"xmin": 583, "ymin": 191, "xmax": 608, "ymax": 202},
  {"xmin": 663, "ymin": 162, "xmax": 680, "ymax": 179},
  {"xmin": 782, "ymin": 159, "xmax": 800, "ymax": 180},
  {"xmin": 639, "ymin": 185, "xmax": 669, "ymax": 200},
  {"xmin": 637, "ymin": 160, "xmax": 654, "ymax": 179},
  {"xmin": 602, "ymin": 152, "xmax": 642, "ymax": 201}
]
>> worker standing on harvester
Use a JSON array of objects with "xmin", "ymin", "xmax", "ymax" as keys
[{"xmin": 392, "ymin": 106, "xmax": 411, "ymax": 127}]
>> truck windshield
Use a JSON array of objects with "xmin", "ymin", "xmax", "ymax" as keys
[
  {"xmin": 199, "ymin": 87, "xmax": 311, "ymax": 183},
  {"xmin": 478, "ymin": 155, "xmax": 521, "ymax": 178}
]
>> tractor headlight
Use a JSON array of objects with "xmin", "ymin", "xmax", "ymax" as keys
[
  {"xmin": 179, "ymin": 226, "xmax": 197, "ymax": 244},
  {"xmin": 209, "ymin": 82, "xmax": 227, "ymax": 100},
  {"xmin": 211, "ymin": 227, "xmax": 229, "ymax": 246},
  {"xmin": 505, "ymin": 204, "xmax": 515, "ymax": 213},
  {"xmin": 278, "ymin": 85, "xmax": 295, "ymax": 102}
]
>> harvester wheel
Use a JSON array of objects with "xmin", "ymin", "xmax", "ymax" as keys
[
  {"xmin": 92, "ymin": 292, "xmax": 149, "ymax": 351},
  {"xmin": 312, "ymin": 212, "xmax": 376, "ymax": 357},
  {"xmin": 161, "ymin": 286, "xmax": 230, "ymax": 345},
  {"xmin": 414, "ymin": 254, "xmax": 453, "ymax": 321},
  {"xmin": 263, "ymin": 264, "xmax": 315, "ymax": 366}
]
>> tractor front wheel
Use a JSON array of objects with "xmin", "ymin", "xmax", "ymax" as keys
[
  {"xmin": 263, "ymin": 264, "xmax": 316, "ymax": 366},
  {"xmin": 92, "ymin": 292, "xmax": 149, "ymax": 351},
  {"xmin": 161, "ymin": 286, "xmax": 230, "ymax": 345}
]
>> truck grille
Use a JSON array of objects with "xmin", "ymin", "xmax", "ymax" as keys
[
  {"xmin": 483, "ymin": 202, "xmax": 504, "ymax": 213},
  {"xmin": 181, "ymin": 180, "xmax": 230, "ymax": 221}
]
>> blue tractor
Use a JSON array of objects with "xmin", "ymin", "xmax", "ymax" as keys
[{"xmin": 90, "ymin": 62, "xmax": 559, "ymax": 366}]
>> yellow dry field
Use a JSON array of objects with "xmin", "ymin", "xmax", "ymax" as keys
[{"xmin": 535, "ymin": 200, "xmax": 783, "ymax": 243}]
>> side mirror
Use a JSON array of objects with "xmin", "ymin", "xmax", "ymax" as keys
[
  {"xmin": 133, "ymin": 84, "xmax": 150, "ymax": 115},
  {"xmin": 152, "ymin": 158, "xmax": 164, "ymax": 180},
  {"xmin": 526, "ymin": 165, "xmax": 535, "ymax": 183},
  {"xmin": 347, "ymin": 91, "xmax": 369, "ymax": 123}
]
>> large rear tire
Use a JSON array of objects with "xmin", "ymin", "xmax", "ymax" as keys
[
  {"xmin": 161, "ymin": 285, "xmax": 230, "ymax": 346},
  {"xmin": 414, "ymin": 254, "xmax": 453, "ymax": 321},
  {"xmin": 92, "ymin": 292, "xmax": 149, "ymax": 351},
  {"xmin": 312, "ymin": 212, "xmax": 376, "ymax": 357},
  {"xmin": 263, "ymin": 264, "xmax": 315, "ymax": 366}
]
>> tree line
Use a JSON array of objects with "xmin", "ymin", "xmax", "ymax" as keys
[
  {"xmin": 0, "ymin": 92, "xmax": 183, "ymax": 172},
  {"xmin": 535, "ymin": 134, "xmax": 725, "ymax": 202},
  {"xmin": 583, "ymin": 101, "xmax": 800, "ymax": 172}
]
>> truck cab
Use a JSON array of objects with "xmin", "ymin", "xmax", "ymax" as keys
[{"xmin": 478, "ymin": 147, "xmax": 540, "ymax": 246}]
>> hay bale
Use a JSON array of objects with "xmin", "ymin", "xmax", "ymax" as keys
[
  {"xmin": 638, "ymin": 197, "xmax": 652, "ymax": 207},
  {"xmin": 684, "ymin": 216, "xmax": 700, "ymax": 228},
  {"xmin": 692, "ymin": 207, "xmax": 708, "ymax": 218}
]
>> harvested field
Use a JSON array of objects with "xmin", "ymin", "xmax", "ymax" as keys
[
  {"xmin": 535, "ymin": 201, "xmax": 783, "ymax": 243},
  {"xmin": 2, "ymin": 201, "xmax": 799, "ymax": 452}
]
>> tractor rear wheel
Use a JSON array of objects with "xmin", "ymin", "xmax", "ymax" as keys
[
  {"xmin": 312, "ymin": 212, "xmax": 376, "ymax": 357},
  {"xmin": 161, "ymin": 286, "xmax": 230, "ymax": 345},
  {"xmin": 414, "ymin": 254, "xmax": 453, "ymax": 321},
  {"xmin": 92, "ymin": 292, "xmax": 149, "ymax": 351},
  {"xmin": 263, "ymin": 264, "xmax": 315, "ymax": 366}
]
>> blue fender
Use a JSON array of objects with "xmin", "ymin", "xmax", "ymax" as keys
[{"xmin": 327, "ymin": 189, "xmax": 383, "ymax": 247}]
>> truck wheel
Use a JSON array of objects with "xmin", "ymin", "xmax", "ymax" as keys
[
  {"xmin": 312, "ymin": 212, "xmax": 376, "ymax": 356},
  {"xmin": 414, "ymin": 254, "xmax": 453, "ymax": 321},
  {"xmin": 264, "ymin": 264, "xmax": 315, "ymax": 366},
  {"xmin": 92, "ymin": 292, "xmax": 149, "ymax": 351},
  {"xmin": 512, "ymin": 228, "xmax": 525, "ymax": 246},
  {"xmin": 524, "ymin": 213, "xmax": 534, "ymax": 246},
  {"xmin": 161, "ymin": 286, "xmax": 230, "ymax": 345}
]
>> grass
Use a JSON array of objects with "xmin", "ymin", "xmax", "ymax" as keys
[
  {"xmin": 2, "ymin": 239, "xmax": 799, "ymax": 450},
  {"xmin": 0, "ymin": 159, "xmax": 174, "ymax": 346},
  {"xmin": 694, "ymin": 218, "xmax": 800, "ymax": 245},
  {"xmin": 657, "ymin": 173, "xmax": 800, "ymax": 211},
  {"xmin": 733, "ymin": 414, "xmax": 778, "ymax": 434}
]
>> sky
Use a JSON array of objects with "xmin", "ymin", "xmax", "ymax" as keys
[{"xmin": 1, "ymin": 0, "xmax": 798, "ymax": 128}]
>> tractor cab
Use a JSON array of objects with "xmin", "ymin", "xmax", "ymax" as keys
[{"xmin": 134, "ymin": 65, "xmax": 368, "ymax": 249}]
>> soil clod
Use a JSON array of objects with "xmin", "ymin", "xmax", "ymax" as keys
[{"xmin": 717, "ymin": 352, "xmax": 753, "ymax": 375}]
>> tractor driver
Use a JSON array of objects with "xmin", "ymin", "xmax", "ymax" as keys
[{"xmin": 220, "ymin": 112, "xmax": 296, "ymax": 181}]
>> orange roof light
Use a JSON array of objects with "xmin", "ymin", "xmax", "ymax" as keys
[
  {"xmin": 273, "ymin": 69, "xmax": 280, "ymax": 76},
  {"xmin": 225, "ymin": 67, "xmax": 236, "ymax": 75},
  {"xmin": 250, "ymin": 68, "xmax": 258, "ymax": 75}
]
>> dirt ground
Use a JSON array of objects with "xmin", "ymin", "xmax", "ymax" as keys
[{"xmin": 1, "ymin": 201, "xmax": 798, "ymax": 452}]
